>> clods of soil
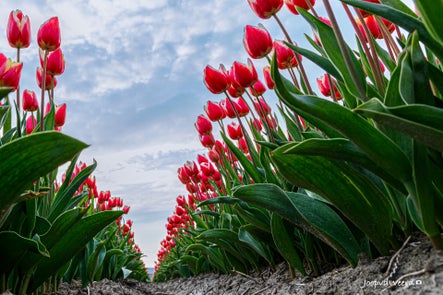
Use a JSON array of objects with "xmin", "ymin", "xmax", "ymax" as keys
[{"xmin": 3, "ymin": 233, "xmax": 442, "ymax": 295}]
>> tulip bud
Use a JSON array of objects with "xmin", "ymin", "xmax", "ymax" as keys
[
  {"xmin": 273, "ymin": 40, "xmax": 301, "ymax": 69},
  {"xmin": 285, "ymin": 0, "xmax": 316, "ymax": 15},
  {"xmin": 26, "ymin": 115, "xmax": 37, "ymax": 135},
  {"xmin": 316, "ymin": 74, "xmax": 341, "ymax": 99},
  {"xmin": 247, "ymin": 0, "xmax": 284, "ymax": 19},
  {"xmin": 43, "ymin": 48, "xmax": 66, "ymax": 76},
  {"xmin": 253, "ymin": 98, "xmax": 272, "ymax": 117},
  {"xmin": 36, "ymin": 67, "xmax": 57, "ymax": 90},
  {"xmin": 227, "ymin": 122, "xmax": 243, "ymax": 140},
  {"xmin": 195, "ymin": 115, "xmax": 212, "ymax": 135},
  {"xmin": 37, "ymin": 17, "xmax": 61, "ymax": 51},
  {"xmin": 0, "ymin": 58, "xmax": 23, "ymax": 90},
  {"xmin": 54, "ymin": 103, "xmax": 66, "ymax": 127},
  {"xmin": 236, "ymin": 97, "xmax": 250, "ymax": 117},
  {"xmin": 243, "ymin": 24, "xmax": 273, "ymax": 59},
  {"xmin": 7, "ymin": 10, "xmax": 31, "ymax": 49},
  {"xmin": 249, "ymin": 79, "xmax": 267, "ymax": 96},
  {"xmin": 203, "ymin": 64, "xmax": 230, "ymax": 94},
  {"xmin": 229, "ymin": 59, "xmax": 258, "ymax": 89},
  {"xmin": 263, "ymin": 66, "xmax": 275, "ymax": 89},
  {"xmin": 204, "ymin": 100, "xmax": 226, "ymax": 121},
  {"xmin": 22, "ymin": 90, "xmax": 38, "ymax": 112},
  {"xmin": 200, "ymin": 133, "xmax": 215, "ymax": 148},
  {"xmin": 220, "ymin": 98, "xmax": 238, "ymax": 119}
]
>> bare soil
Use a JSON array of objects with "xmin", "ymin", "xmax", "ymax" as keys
[{"xmin": 5, "ymin": 233, "xmax": 442, "ymax": 295}]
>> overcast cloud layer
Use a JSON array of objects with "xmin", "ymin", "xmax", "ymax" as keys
[{"xmin": 0, "ymin": 0, "xmax": 414, "ymax": 267}]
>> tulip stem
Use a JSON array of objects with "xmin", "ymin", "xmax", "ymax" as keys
[
  {"xmin": 272, "ymin": 14, "xmax": 313, "ymax": 95},
  {"xmin": 323, "ymin": 0, "xmax": 367, "ymax": 101},
  {"xmin": 40, "ymin": 50, "xmax": 49, "ymax": 131},
  {"xmin": 16, "ymin": 47, "xmax": 22, "ymax": 137},
  {"xmin": 224, "ymin": 92, "xmax": 257, "ymax": 166}
]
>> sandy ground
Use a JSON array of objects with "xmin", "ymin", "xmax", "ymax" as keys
[{"xmin": 3, "ymin": 233, "xmax": 442, "ymax": 295}]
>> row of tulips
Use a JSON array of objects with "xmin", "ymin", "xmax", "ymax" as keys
[
  {"xmin": 0, "ymin": 10, "xmax": 148, "ymax": 294},
  {"xmin": 153, "ymin": 0, "xmax": 443, "ymax": 282}
]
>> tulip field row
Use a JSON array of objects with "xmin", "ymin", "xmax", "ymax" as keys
[
  {"xmin": 0, "ymin": 10, "xmax": 148, "ymax": 295},
  {"xmin": 152, "ymin": 0, "xmax": 443, "ymax": 284}
]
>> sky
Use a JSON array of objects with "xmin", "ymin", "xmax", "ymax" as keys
[{"xmin": 0, "ymin": 0, "xmax": 414, "ymax": 268}]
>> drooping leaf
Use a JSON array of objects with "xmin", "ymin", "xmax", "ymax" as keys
[
  {"xmin": 0, "ymin": 132, "xmax": 88, "ymax": 220},
  {"xmin": 28, "ymin": 210, "xmax": 123, "ymax": 292},
  {"xmin": 270, "ymin": 147, "xmax": 393, "ymax": 254},
  {"xmin": 270, "ymin": 213, "xmax": 306, "ymax": 275},
  {"xmin": 233, "ymin": 184, "xmax": 361, "ymax": 264},
  {"xmin": 355, "ymin": 98, "xmax": 443, "ymax": 152}
]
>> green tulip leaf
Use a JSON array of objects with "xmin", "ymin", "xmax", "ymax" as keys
[
  {"xmin": 233, "ymin": 184, "xmax": 360, "ymax": 265},
  {"xmin": 270, "ymin": 147, "xmax": 393, "ymax": 254},
  {"xmin": 355, "ymin": 98, "xmax": 443, "ymax": 152},
  {"xmin": 0, "ymin": 132, "xmax": 88, "ymax": 221},
  {"xmin": 272, "ymin": 61, "xmax": 411, "ymax": 182},
  {"xmin": 28, "ymin": 210, "xmax": 123, "ymax": 292}
]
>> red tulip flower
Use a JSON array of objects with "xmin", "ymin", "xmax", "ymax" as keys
[
  {"xmin": 26, "ymin": 115, "xmax": 37, "ymax": 135},
  {"xmin": 285, "ymin": 0, "xmax": 316, "ymax": 15},
  {"xmin": 200, "ymin": 133, "xmax": 215, "ymax": 148},
  {"xmin": 7, "ymin": 10, "xmax": 31, "ymax": 49},
  {"xmin": 227, "ymin": 84, "xmax": 245, "ymax": 98},
  {"xmin": 316, "ymin": 74, "xmax": 341, "ymax": 99},
  {"xmin": 54, "ymin": 103, "xmax": 67, "ymax": 127},
  {"xmin": 249, "ymin": 79, "xmax": 267, "ymax": 96},
  {"xmin": 43, "ymin": 48, "xmax": 66, "ymax": 76},
  {"xmin": 22, "ymin": 89, "xmax": 38, "ymax": 112},
  {"xmin": 208, "ymin": 148, "xmax": 220, "ymax": 162},
  {"xmin": 263, "ymin": 66, "xmax": 274, "ymax": 89},
  {"xmin": 204, "ymin": 100, "xmax": 226, "ymax": 121},
  {"xmin": 253, "ymin": 97, "xmax": 272, "ymax": 117},
  {"xmin": 229, "ymin": 59, "xmax": 258, "ymax": 89},
  {"xmin": 243, "ymin": 24, "xmax": 273, "ymax": 59},
  {"xmin": 247, "ymin": 0, "xmax": 284, "ymax": 19},
  {"xmin": 236, "ymin": 97, "xmax": 250, "ymax": 117},
  {"xmin": 203, "ymin": 64, "xmax": 230, "ymax": 94},
  {"xmin": 273, "ymin": 40, "xmax": 301, "ymax": 69},
  {"xmin": 0, "ymin": 54, "xmax": 23, "ymax": 90},
  {"xmin": 195, "ymin": 114, "xmax": 212, "ymax": 135},
  {"xmin": 37, "ymin": 17, "xmax": 61, "ymax": 51},
  {"xmin": 227, "ymin": 122, "xmax": 243, "ymax": 140},
  {"xmin": 36, "ymin": 67, "xmax": 57, "ymax": 90},
  {"xmin": 220, "ymin": 98, "xmax": 238, "ymax": 119}
]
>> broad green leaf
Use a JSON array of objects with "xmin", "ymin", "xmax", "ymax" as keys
[
  {"xmin": 233, "ymin": 184, "xmax": 361, "ymax": 264},
  {"xmin": 285, "ymin": 42, "xmax": 342, "ymax": 81},
  {"xmin": 0, "ymin": 132, "xmax": 88, "ymax": 220},
  {"xmin": 409, "ymin": 141, "xmax": 439, "ymax": 236},
  {"xmin": 355, "ymin": 98, "xmax": 443, "ymax": 152},
  {"xmin": 0, "ymin": 231, "xmax": 49, "ymax": 275},
  {"xmin": 282, "ymin": 138, "xmax": 406, "ymax": 193},
  {"xmin": 270, "ymin": 148, "xmax": 392, "ymax": 254},
  {"xmin": 272, "ymin": 62, "xmax": 411, "ymax": 181},
  {"xmin": 221, "ymin": 132, "xmax": 263, "ymax": 183},
  {"xmin": 270, "ymin": 213, "xmax": 306, "ymax": 275},
  {"xmin": 238, "ymin": 226, "xmax": 274, "ymax": 267},
  {"xmin": 28, "ymin": 210, "xmax": 123, "ymax": 292},
  {"xmin": 185, "ymin": 244, "xmax": 228, "ymax": 273},
  {"xmin": 0, "ymin": 87, "xmax": 13, "ymax": 99},
  {"xmin": 408, "ymin": 31, "xmax": 435, "ymax": 106},
  {"xmin": 86, "ymin": 240, "xmax": 107, "ymax": 282},
  {"xmin": 414, "ymin": 0, "xmax": 443, "ymax": 45},
  {"xmin": 48, "ymin": 160, "xmax": 97, "ymax": 221}
]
